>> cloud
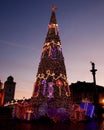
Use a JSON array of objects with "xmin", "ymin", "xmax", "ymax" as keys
[{"xmin": 0, "ymin": 40, "xmax": 34, "ymax": 50}]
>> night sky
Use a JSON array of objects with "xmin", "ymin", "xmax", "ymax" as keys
[{"xmin": 0, "ymin": 0, "xmax": 104, "ymax": 99}]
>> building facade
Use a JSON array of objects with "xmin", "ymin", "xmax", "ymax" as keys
[
  {"xmin": 0, "ymin": 80, "xmax": 4, "ymax": 106},
  {"xmin": 70, "ymin": 81, "xmax": 104, "ymax": 107}
]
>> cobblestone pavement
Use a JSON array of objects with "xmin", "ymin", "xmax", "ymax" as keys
[{"xmin": 0, "ymin": 107, "xmax": 104, "ymax": 130}]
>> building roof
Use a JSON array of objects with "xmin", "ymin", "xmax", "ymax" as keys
[{"xmin": 70, "ymin": 81, "xmax": 104, "ymax": 92}]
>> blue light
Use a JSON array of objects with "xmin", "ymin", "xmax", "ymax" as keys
[{"xmin": 80, "ymin": 102, "xmax": 95, "ymax": 118}]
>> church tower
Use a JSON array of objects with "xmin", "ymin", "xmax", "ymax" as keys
[
  {"xmin": 4, "ymin": 76, "xmax": 16, "ymax": 104},
  {"xmin": 32, "ymin": 7, "xmax": 71, "ymax": 117}
]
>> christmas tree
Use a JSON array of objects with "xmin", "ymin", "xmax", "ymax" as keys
[{"xmin": 32, "ymin": 7, "xmax": 72, "ymax": 119}]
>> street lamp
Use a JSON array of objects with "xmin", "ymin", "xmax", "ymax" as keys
[{"xmin": 102, "ymin": 99, "xmax": 104, "ymax": 104}]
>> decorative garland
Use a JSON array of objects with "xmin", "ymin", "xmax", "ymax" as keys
[{"xmin": 33, "ymin": 69, "xmax": 70, "ymax": 97}]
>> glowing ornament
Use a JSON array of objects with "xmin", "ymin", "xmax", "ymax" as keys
[
  {"xmin": 33, "ymin": 81, "xmax": 41, "ymax": 97},
  {"xmin": 59, "ymin": 73, "xmax": 63, "ymax": 77},
  {"xmin": 54, "ymin": 25, "xmax": 58, "ymax": 35},
  {"xmin": 57, "ymin": 42, "xmax": 61, "ymax": 46},
  {"xmin": 47, "ymin": 82, "xmax": 54, "ymax": 98},
  {"xmin": 42, "ymin": 79, "xmax": 47, "ymax": 96},
  {"xmin": 51, "ymin": 47, "xmax": 57, "ymax": 59},
  {"xmin": 64, "ymin": 85, "xmax": 70, "ymax": 96},
  {"xmin": 48, "ymin": 46, "xmax": 52, "ymax": 57},
  {"xmin": 57, "ymin": 46, "xmax": 62, "ymax": 52},
  {"xmin": 37, "ymin": 74, "xmax": 40, "ymax": 78},
  {"xmin": 35, "ymin": 81, "xmax": 41, "ymax": 87},
  {"xmin": 48, "ymin": 24, "xmax": 52, "ymax": 29},
  {"xmin": 56, "ymin": 79, "xmax": 63, "ymax": 96},
  {"xmin": 46, "ymin": 70, "xmax": 50, "ymax": 75},
  {"xmin": 52, "ymin": 72, "xmax": 55, "ymax": 76},
  {"xmin": 41, "ymin": 73, "xmax": 44, "ymax": 79},
  {"xmin": 56, "ymin": 79, "xmax": 63, "ymax": 87},
  {"xmin": 33, "ymin": 92, "xmax": 39, "ymax": 97}
]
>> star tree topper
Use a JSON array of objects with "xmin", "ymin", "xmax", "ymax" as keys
[{"xmin": 51, "ymin": 6, "xmax": 57, "ymax": 12}]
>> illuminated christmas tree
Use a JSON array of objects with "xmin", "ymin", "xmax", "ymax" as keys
[{"xmin": 32, "ymin": 7, "xmax": 72, "ymax": 119}]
